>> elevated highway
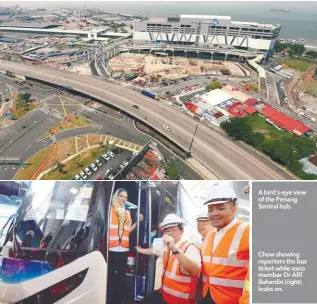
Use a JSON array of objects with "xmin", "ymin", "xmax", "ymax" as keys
[{"xmin": 0, "ymin": 59, "xmax": 294, "ymax": 180}]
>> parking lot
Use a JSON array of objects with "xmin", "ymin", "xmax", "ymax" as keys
[{"xmin": 75, "ymin": 148, "xmax": 133, "ymax": 180}]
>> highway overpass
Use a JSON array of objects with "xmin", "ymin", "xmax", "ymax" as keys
[{"xmin": 0, "ymin": 59, "xmax": 294, "ymax": 180}]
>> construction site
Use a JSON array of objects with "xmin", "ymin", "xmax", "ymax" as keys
[
  {"xmin": 284, "ymin": 60, "xmax": 317, "ymax": 118},
  {"xmin": 108, "ymin": 53, "xmax": 251, "ymax": 83},
  {"xmin": 296, "ymin": 65, "xmax": 317, "ymax": 114}
]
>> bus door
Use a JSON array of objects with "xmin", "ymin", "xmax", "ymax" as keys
[{"xmin": 133, "ymin": 181, "xmax": 156, "ymax": 301}]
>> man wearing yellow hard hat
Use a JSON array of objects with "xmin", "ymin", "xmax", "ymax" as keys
[
  {"xmin": 136, "ymin": 213, "xmax": 202, "ymax": 304},
  {"xmin": 201, "ymin": 185, "xmax": 249, "ymax": 304}
]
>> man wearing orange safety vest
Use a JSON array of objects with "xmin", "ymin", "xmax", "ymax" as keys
[
  {"xmin": 239, "ymin": 264, "xmax": 250, "ymax": 304},
  {"xmin": 136, "ymin": 214, "xmax": 202, "ymax": 304},
  {"xmin": 201, "ymin": 185, "xmax": 249, "ymax": 304}
]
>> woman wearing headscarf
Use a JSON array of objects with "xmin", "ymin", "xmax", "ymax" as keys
[{"xmin": 107, "ymin": 188, "xmax": 144, "ymax": 304}]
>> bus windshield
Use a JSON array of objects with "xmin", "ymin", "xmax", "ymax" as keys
[{"xmin": 8, "ymin": 181, "xmax": 96, "ymax": 251}]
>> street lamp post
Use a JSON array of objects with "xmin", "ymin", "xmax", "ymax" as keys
[{"xmin": 189, "ymin": 124, "xmax": 199, "ymax": 151}]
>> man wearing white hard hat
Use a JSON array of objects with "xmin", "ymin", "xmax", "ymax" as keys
[
  {"xmin": 136, "ymin": 213, "xmax": 202, "ymax": 304},
  {"xmin": 201, "ymin": 185, "xmax": 249, "ymax": 304},
  {"xmin": 196, "ymin": 206, "xmax": 215, "ymax": 247}
]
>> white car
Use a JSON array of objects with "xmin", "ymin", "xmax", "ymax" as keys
[
  {"xmin": 105, "ymin": 167, "xmax": 113, "ymax": 176},
  {"xmin": 79, "ymin": 171, "xmax": 87, "ymax": 179},
  {"xmin": 108, "ymin": 151, "xmax": 115, "ymax": 158},
  {"xmin": 74, "ymin": 174, "xmax": 81, "ymax": 180},
  {"xmin": 102, "ymin": 154, "xmax": 110, "ymax": 161},
  {"xmin": 120, "ymin": 164, "xmax": 125, "ymax": 169},
  {"xmin": 84, "ymin": 168, "xmax": 92, "ymax": 175},
  {"xmin": 90, "ymin": 163, "xmax": 98, "ymax": 171},
  {"xmin": 163, "ymin": 125, "xmax": 171, "ymax": 131},
  {"xmin": 132, "ymin": 151, "xmax": 138, "ymax": 156},
  {"xmin": 123, "ymin": 161, "xmax": 129, "ymax": 166},
  {"xmin": 95, "ymin": 159, "xmax": 103, "ymax": 167}
]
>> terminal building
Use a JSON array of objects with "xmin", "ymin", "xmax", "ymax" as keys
[{"xmin": 133, "ymin": 14, "xmax": 281, "ymax": 58}]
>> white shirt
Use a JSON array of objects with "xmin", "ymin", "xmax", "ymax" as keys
[
  {"xmin": 156, "ymin": 235, "xmax": 202, "ymax": 274},
  {"xmin": 109, "ymin": 207, "xmax": 132, "ymax": 253},
  {"xmin": 212, "ymin": 217, "xmax": 239, "ymax": 253}
]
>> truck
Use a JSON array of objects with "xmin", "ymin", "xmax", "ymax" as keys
[
  {"xmin": 63, "ymin": 85, "xmax": 73, "ymax": 90},
  {"xmin": 141, "ymin": 90, "xmax": 159, "ymax": 100}
]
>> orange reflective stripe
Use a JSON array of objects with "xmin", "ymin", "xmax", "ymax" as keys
[
  {"xmin": 210, "ymin": 277, "xmax": 245, "ymax": 288},
  {"xmin": 162, "ymin": 285, "xmax": 196, "ymax": 299}
]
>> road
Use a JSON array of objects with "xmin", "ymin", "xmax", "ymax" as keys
[{"xmin": 0, "ymin": 59, "xmax": 294, "ymax": 180}]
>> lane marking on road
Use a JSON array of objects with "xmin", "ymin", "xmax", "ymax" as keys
[{"xmin": 59, "ymin": 95, "xmax": 67, "ymax": 116}]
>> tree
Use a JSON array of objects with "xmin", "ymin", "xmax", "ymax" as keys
[
  {"xmin": 76, "ymin": 157, "xmax": 83, "ymax": 168},
  {"xmin": 221, "ymin": 118, "xmax": 252, "ymax": 141},
  {"xmin": 274, "ymin": 40, "xmax": 286, "ymax": 53},
  {"xmin": 165, "ymin": 161, "xmax": 179, "ymax": 180},
  {"xmin": 292, "ymin": 44, "xmax": 306, "ymax": 57},
  {"xmin": 207, "ymin": 80, "xmax": 221, "ymax": 90},
  {"xmin": 306, "ymin": 50, "xmax": 317, "ymax": 58},
  {"xmin": 18, "ymin": 92, "xmax": 32, "ymax": 103},
  {"xmin": 185, "ymin": 151, "xmax": 192, "ymax": 159},
  {"xmin": 56, "ymin": 161, "xmax": 65, "ymax": 173}
]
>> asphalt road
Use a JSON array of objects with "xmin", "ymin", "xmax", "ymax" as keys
[
  {"xmin": 0, "ymin": 109, "xmax": 59, "ymax": 180},
  {"xmin": 0, "ymin": 59, "xmax": 294, "ymax": 180}
]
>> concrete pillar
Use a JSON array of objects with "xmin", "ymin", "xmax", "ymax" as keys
[{"xmin": 211, "ymin": 52, "xmax": 213, "ymax": 60}]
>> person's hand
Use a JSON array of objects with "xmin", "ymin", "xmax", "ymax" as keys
[
  {"xmin": 135, "ymin": 246, "xmax": 144, "ymax": 254},
  {"xmin": 138, "ymin": 214, "xmax": 144, "ymax": 222},
  {"xmin": 162, "ymin": 235, "xmax": 177, "ymax": 252}
]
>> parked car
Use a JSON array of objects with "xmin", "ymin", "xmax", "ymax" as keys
[
  {"xmin": 95, "ymin": 159, "xmax": 103, "ymax": 167},
  {"xmin": 120, "ymin": 164, "xmax": 125, "ymax": 169},
  {"xmin": 102, "ymin": 154, "xmax": 110, "ymax": 161},
  {"xmin": 133, "ymin": 104, "xmax": 139, "ymax": 109},
  {"xmin": 90, "ymin": 163, "xmax": 98, "ymax": 171},
  {"xmin": 105, "ymin": 167, "xmax": 113, "ymax": 176},
  {"xmin": 79, "ymin": 171, "xmax": 87, "ymax": 179},
  {"xmin": 123, "ymin": 161, "xmax": 129, "ymax": 166},
  {"xmin": 108, "ymin": 151, "xmax": 115, "ymax": 158},
  {"xmin": 84, "ymin": 168, "xmax": 92, "ymax": 175},
  {"xmin": 74, "ymin": 174, "xmax": 81, "ymax": 180}
]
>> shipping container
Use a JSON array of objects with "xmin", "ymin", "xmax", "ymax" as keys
[{"xmin": 141, "ymin": 90, "xmax": 157, "ymax": 99}]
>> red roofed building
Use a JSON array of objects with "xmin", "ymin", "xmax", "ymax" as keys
[
  {"xmin": 260, "ymin": 105, "xmax": 311, "ymax": 136},
  {"xmin": 244, "ymin": 106, "xmax": 258, "ymax": 115},
  {"xmin": 245, "ymin": 98, "xmax": 258, "ymax": 106},
  {"xmin": 185, "ymin": 102, "xmax": 198, "ymax": 113},
  {"xmin": 227, "ymin": 102, "xmax": 247, "ymax": 117}
]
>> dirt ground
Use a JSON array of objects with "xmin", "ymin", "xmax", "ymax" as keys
[
  {"xmin": 295, "ymin": 65, "xmax": 317, "ymax": 114},
  {"xmin": 109, "ymin": 53, "xmax": 249, "ymax": 81}
]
